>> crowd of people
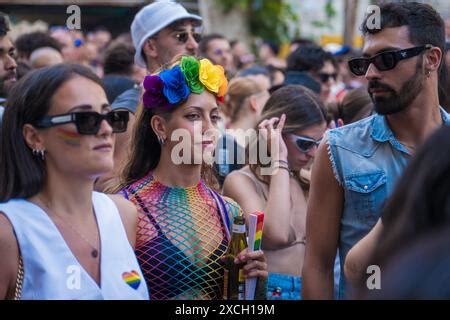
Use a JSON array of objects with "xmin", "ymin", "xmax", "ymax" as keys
[{"xmin": 0, "ymin": 0, "xmax": 449, "ymax": 300}]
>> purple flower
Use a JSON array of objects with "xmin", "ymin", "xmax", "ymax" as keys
[
  {"xmin": 159, "ymin": 65, "xmax": 190, "ymax": 104},
  {"xmin": 142, "ymin": 75, "xmax": 171, "ymax": 109}
]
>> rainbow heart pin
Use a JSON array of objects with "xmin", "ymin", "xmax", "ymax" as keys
[{"xmin": 122, "ymin": 270, "xmax": 141, "ymax": 290}]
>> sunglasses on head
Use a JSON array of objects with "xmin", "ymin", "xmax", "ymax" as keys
[
  {"xmin": 348, "ymin": 44, "xmax": 432, "ymax": 76},
  {"xmin": 318, "ymin": 73, "xmax": 337, "ymax": 83},
  {"xmin": 289, "ymin": 134, "xmax": 322, "ymax": 153},
  {"xmin": 174, "ymin": 31, "xmax": 202, "ymax": 44},
  {"xmin": 35, "ymin": 110, "xmax": 129, "ymax": 135}
]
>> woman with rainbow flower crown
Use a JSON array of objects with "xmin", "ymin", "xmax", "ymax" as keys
[{"xmin": 117, "ymin": 56, "xmax": 268, "ymax": 300}]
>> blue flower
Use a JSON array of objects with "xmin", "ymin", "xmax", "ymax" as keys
[{"xmin": 160, "ymin": 65, "xmax": 190, "ymax": 104}]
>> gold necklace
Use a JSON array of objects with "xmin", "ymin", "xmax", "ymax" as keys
[{"xmin": 38, "ymin": 197, "xmax": 100, "ymax": 259}]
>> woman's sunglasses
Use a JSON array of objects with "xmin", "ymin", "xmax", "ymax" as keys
[
  {"xmin": 348, "ymin": 44, "xmax": 432, "ymax": 76},
  {"xmin": 318, "ymin": 73, "xmax": 338, "ymax": 83},
  {"xmin": 174, "ymin": 31, "xmax": 202, "ymax": 44},
  {"xmin": 35, "ymin": 110, "xmax": 129, "ymax": 135},
  {"xmin": 289, "ymin": 134, "xmax": 322, "ymax": 153}
]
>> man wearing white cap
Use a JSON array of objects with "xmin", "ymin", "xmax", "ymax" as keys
[
  {"xmin": 98, "ymin": 1, "xmax": 203, "ymax": 193},
  {"xmin": 131, "ymin": 0, "xmax": 202, "ymax": 73}
]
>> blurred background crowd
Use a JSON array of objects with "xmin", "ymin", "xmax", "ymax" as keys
[{"xmin": 1, "ymin": 0, "xmax": 449, "ymax": 119}]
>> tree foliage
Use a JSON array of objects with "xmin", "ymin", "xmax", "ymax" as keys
[
  {"xmin": 311, "ymin": 0, "xmax": 337, "ymax": 30},
  {"xmin": 216, "ymin": 0, "xmax": 298, "ymax": 44}
]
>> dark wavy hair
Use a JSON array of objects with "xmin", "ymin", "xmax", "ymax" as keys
[
  {"xmin": 119, "ymin": 102, "xmax": 173, "ymax": 188},
  {"xmin": 0, "ymin": 63, "xmax": 103, "ymax": 202},
  {"xmin": 0, "ymin": 12, "xmax": 9, "ymax": 37},
  {"xmin": 103, "ymin": 41, "xmax": 135, "ymax": 76},
  {"xmin": 361, "ymin": 2, "xmax": 445, "ymax": 67},
  {"xmin": 287, "ymin": 43, "xmax": 335, "ymax": 73},
  {"xmin": 15, "ymin": 31, "xmax": 62, "ymax": 59}
]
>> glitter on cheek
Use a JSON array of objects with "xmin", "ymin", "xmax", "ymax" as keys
[{"xmin": 56, "ymin": 127, "xmax": 82, "ymax": 146}]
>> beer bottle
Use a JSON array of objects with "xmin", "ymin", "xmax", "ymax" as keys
[{"xmin": 223, "ymin": 216, "xmax": 248, "ymax": 300}]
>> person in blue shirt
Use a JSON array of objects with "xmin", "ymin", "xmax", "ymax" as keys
[
  {"xmin": 345, "ymin": 126, "xmax": 450, "ymax": 298},
  {"xmin": 302, "ymin": 2, "xmax": 450, "ymax": 299}
]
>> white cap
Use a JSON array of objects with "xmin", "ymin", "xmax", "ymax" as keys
[{"xmin": 131, "ymin": 0, "xmax": 202, "ymax": 68}]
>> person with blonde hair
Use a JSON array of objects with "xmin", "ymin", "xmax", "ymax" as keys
[
  {"xmin": 29, "ymin": 47, "xmax": 64, "ymax": 69},
  {"xmin": 215, "ymin": 76, "xmax": 270, "ymax": 185}
]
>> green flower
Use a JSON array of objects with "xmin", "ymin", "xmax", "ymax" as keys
[{"xmin": 181, "ymin": 56, "xmax": 204, "ymax": 94}]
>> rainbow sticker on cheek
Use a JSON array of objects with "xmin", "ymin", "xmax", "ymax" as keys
[{"xmin": 56, "ymin": 128, "xmax": 82, "ymax": 146}]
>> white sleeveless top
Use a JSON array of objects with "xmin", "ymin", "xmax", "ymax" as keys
[{"xmin": 0, "ymin": 192, "xmax": 149, "ymax": 300}]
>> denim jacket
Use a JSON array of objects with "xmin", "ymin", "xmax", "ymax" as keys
[{"xmin": 327, "ymin": 108, "xmax": 450, "ymax": 298}]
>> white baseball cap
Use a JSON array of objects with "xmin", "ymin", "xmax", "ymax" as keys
[{"xmin": 131, "ymin": 0, "xmax": 202, "ymax": 68}]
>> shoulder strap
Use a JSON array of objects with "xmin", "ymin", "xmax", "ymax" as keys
[
  {"xmin": 121, "ymin": 189, "xmax": 130, "ymax": 200},
  {"xmin": 13, "ymin": 255, "xmax": 24, "ymax": 300},
  {"xmin": 208, "ymin": 189, "xmax": 231, "ymax": 241},
  {"xmin": 132, "ymin": 192, "xmax": 164, "ymax": 235}
]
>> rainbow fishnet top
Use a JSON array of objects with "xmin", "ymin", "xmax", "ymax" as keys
[{"xmin": 123, "ymin": 172, "xmax": 242, "ymax": 300}]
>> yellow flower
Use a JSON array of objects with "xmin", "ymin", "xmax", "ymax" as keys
[
  {"xmin": 217, "ymin": 72, "xmax": 228, "ymax": 97},
  {"xmin": 199, "ymin": 59, "xmax": 224, "ymax": 93}
]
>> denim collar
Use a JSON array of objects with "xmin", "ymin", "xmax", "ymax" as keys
[{"xmin": 371, "ymin": 107, "xmax": 450, "ymax": 154}]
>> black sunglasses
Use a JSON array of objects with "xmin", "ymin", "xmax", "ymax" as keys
[
  {"xmin": 289, "ymin": 134, "xmax": 322, "ymax": 153},
  {"xmin": 174, "ymin": 31, "xmax": 202, "ymax": 44},
  {"xmin": 318, "ymin": 73, "xmax": 338, "ymax": 83},
  {"xmin": 348, "ymin": 44, "xmax": 432, "ymax": 76},
  {"xmin": 35, "ymin": 110, "xmax": 129, "ymax": 135}
]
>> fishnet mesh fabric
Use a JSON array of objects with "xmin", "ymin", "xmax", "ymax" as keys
[{"xmin": 125, "ymin": 173, "xmax": 239, "ymax": 300}]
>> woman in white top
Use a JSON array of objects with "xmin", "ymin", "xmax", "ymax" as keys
[{"xmin": 0, "ymin": 63, "xmax": 148, "ymax": 300}]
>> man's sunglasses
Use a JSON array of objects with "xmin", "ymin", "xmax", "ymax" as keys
[
  {"xmin": 35, "ymin": 110, "xmax": 129, "ymax": 135},
  {"xmin": 289, "ymin": 134, "xmax": 322, "ymax": 153},
  {"xmin": 318, "ymin": 73, "xmax": 337, "ymax": 83},
  {"xmin": 348, "ymin": 44, "xmax": 432, "ymax": 76},
  {"xmin": 174, "ymin": 31, "xmax": 202, "ymax": 44}
]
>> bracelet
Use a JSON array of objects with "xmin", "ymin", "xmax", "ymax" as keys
[
  {"xmin": 273, "ymin": 165, "xmax": 291, "ymax": 174},
  {"xmin": 273, "ymin": 159, "xmax": 289, "ymax": 166}
]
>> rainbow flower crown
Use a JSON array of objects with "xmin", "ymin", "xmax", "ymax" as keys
[{"xmin": 142, "ymin": 56, "xmax": 228, "ymax": 109}]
